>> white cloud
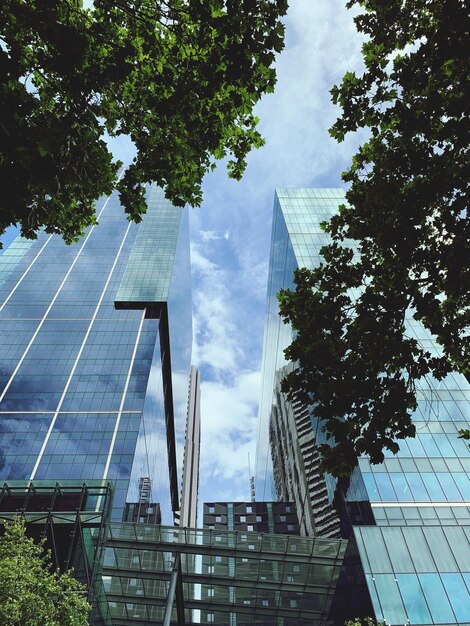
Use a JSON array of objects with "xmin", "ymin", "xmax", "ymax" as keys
[
  {"xmin": 198, "ymin": 371, "xmax": 260, "ymax": 505},
  {"xmin": 200, "ymin": 230, "xmax": 230, "ymax": 242},
  {"xmin": 190, "ymin": 1, "xmax": 367, "ymax": 504},
  {"xmin": 191, "ymin": 243, "xmax": 242, "ymax": 377}
]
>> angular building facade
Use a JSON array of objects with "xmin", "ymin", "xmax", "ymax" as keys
[
  {"xmin": 0, "ymin": 185, "xmax": 206, "ymax": 624},
  {"xmin": 256, "ymin": 189, "xmax": 344, "ymax": 513},
  {"xmin": 257, "ymin": 188, "xmax": 470, "ymax": 625},
  {"xmin": 0, "ymin": 184, "xmax": 193, "ymax": 524}
]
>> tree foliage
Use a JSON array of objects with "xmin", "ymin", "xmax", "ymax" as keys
[
  {"xmin": 278, "ymin": 0, "xmax": 469, "ymax": 477},
  {"xmin": 0, "ymin": 0, "xmax": 287, "ymax": 243},
  {"xmin": 0, "ymin": 517, "xmax": 90, "ymax": 626}
]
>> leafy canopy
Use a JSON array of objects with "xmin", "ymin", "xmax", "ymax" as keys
[
  {"xmin": 0, "ymin": 517, "xmax": 90, "ymax": 626},
  {"xmin": 0, "ymin": 0, "xmax": 287, "ymax": 243},
  {"xmin": 278, "ymin": 0, "xmax": 469, "ymax": 477}
]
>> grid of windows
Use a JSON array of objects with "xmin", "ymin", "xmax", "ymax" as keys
[
  {"xmin": 102, "ymin": 523, "xmax": 347, "ymax": 625},
  {"xmin": 355, "ymin": 525, "xmax": 470, "ymax": 624},
  {"xmin": 203, "ymin": 502, "xmax": 300, "ymax": 535},
  {"xmin": 259, "ymin": 188, "xmax": 470, "ymax": 624},
  {"xmin": 0, "ymin": 186, "xmax": 191, "ymax": 523}
]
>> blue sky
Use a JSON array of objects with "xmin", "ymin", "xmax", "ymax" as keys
[
  {"xmin": 190, "ymin": 0, "xmax": 366, "ymax": 507},
  {"xmin": 0, "ymin": 1, "xmax": 366, "ymax": 510}
]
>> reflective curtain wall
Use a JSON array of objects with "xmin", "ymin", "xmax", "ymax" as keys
[
  {"xmin": 255, "ymin": 189, "xmax": 346, "ymax": 501},
  {"xmin": 0, "ymin": 186, "xmax": 192, "ymax": 524},
  {"xmin": 258, "ymin": 188, "xmax": 470, "ymax": 625}
]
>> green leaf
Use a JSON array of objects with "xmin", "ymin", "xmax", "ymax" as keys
[
  {"xmin": 0, "ymin": 0, "xmax": 288, "ymax": 241},
  {"xmin": 281, "ymin": 0, "xmax": 470, "ymax": 477},
  {"xmin": 0, "ymin": 517, "xmax": 91, "ymax": 626}
]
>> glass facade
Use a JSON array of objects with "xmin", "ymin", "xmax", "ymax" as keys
[
  {"xmin": 0, "ymin": 186, "xmax": 192, "ymax": 523},
  {"xmin": 255, "ymin": 188, "xmax": 346, "ymax": 500},
  {"xmin": 355, "ymin": 525, "xmax": 470, "ymax": 625},
  {"xmin": 270, "ymin": 363, "xmax": 342, "ymax": 538},
  {"xmin": 101, "ymin": 523, "xmax": 347, "ymax": 625},
  {"xmin": 259, "ymin": 188, "xmax": 470, "ymax": 625}
]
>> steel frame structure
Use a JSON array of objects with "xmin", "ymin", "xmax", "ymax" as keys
[
  {"xmin": 0, "ymin": 480, "xmax": 113, "ymax": 622},
  {"xmin": 101, "ymin": 523, "xmax": 347, "ymax": 626}
]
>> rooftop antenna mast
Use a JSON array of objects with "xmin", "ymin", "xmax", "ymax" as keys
[{"xmin": 248, "ymin": 453, "xmax": 256, "ymax": 503}]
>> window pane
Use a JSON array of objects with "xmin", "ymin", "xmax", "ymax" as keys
[
  {"xmin": 432, "ymin": 434, "xmax": 455, "ymax": 456},
  {"xmin": 419, "ymin": 573, "xmax": 457, "ymax": 623},
  {"xmin": 374, "ymin": 473, "xmax": 397, "ymax": 501},
  {"xmin": 396, "ymin": 573, "xmax": 432, "ymax": 624},
  {"xmin": 436, "ymin": 473, "xmax": 463, "ymax": 501},
  {"xmin": 402, "ymin": 527, "xmax": 436, "ymax": 573},
  {"xmin": 374, "ymin": 574, "xmax": 407, "ymax": 625},
  {"xmin": 359, "ymin": 527, "xmax": 392, "ymax": 574},
  {"xmin": 365, "ymin": 574, "xmax": 384, "ymax": 623},
  {"xmin": 441, "ymin": 573, "xmax": 470, "ymax": 623},
  {"xmin": 419, "ymin": 434, "xmax": 441, "ymax": 457},
  {"xmin": 381, "ymin": 528, "xmax": 413, "ymax": 573},
  {"xmin": 453, "ymin": 473, "xmax": 470, "ymax": 500},
  {"xmin": 424, "ymin": 528, "xmax": 458, "ymax": 571},
  {"xmin": 443, "ymin": 526, "xmax": 470, "ymax": 572},
  {"xmin": 405, "ymin": 473, "xmax": 430, "ymax": 501},
  {"xmin": 362, "ymin": 473, "xmax": 380, "ymax": 501},
  {"xmin": 406, "ymin": 436, "xmax": 427, "ymax": 457},
  {"xmin": 421, "ymin": 473, "xmax": 446, "ymax": 501},
  {"xmin": 389, "ymin": 473, "xmax": 414, "ymax": 502}
]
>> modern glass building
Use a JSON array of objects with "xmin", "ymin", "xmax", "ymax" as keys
[
  {"xmin": 0, "ymin": 185, "xmax": 192, "ymax": 524},
  {"xmin": 255, "ymin": 188, "xmax": 343, "ymax": 501},
  {"xmin": 257, "ymin": 188, "xmax": 470, "ymax": 625}
]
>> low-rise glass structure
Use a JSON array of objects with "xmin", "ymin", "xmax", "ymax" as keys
[{"xmin": 101, "ymin": 523, "xmax": 347, "ymax": 625}]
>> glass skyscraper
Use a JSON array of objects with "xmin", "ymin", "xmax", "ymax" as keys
[
  {"xmin": 0, "ymin": 185, "xmax": 192, "ymax": 524},
  {"xmin": 256, "ymin": 188, "xmax": 343, "ymax": 501},
  {"xmin": 257, "ymin": 188, "xmax": 470, "ymax": 625}
]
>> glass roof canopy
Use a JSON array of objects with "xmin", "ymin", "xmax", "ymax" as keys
[{"xmin": 102, "ymin": 523, "xmax": 347, "ymax": 626}]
